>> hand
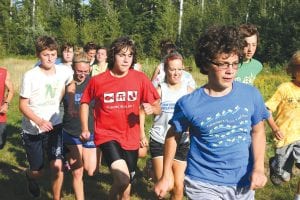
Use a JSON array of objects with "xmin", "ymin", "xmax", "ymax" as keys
[
  {"xmin": 38, "ymin": 119, "xmax": 53, "ymax": 132},
  {"xmin": 154, "ymin": 178, "xmax": 169, "ymax": 199},
  {"xmin": 80, "ymin": 130, "xmax": 91, "ymax": 142},
  {"xmin": 142, "ymin": 103, "xmax": 154, "ymax": 115},
  {"xmin": 0, "ymin": 103, "xmax": 8, "ymax": 114},
  {"xmin": 273, "ymin": 129, "xmax": 284, "ymax": 141},
  {"xmin": 250, "ymin": 169, "xmax": 267, "ymax": 190},
  {"xmin": 140, "ymin": 136, "xmax": 149, "ymax": 148}
]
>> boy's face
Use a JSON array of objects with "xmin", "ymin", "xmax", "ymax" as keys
[
  {"xmin": 208, "ymin": 53, "xmax": 239, "ymax": 91},
  {"xmin": 96, "ymin": 49, "xmax": 107, "ymax": 63},
  {"xmin": 62, "ymin": 47, "xmax": 74, "ymax": 63},
  {"xmin": 38, "ymin": 49, "xmax": 57, "ymax": 70},
  {"xmin": 243, "ymin": 35, "xmax": 257, "ymax": 61},
  {"xmin": 113, "ymin": 47, "xmax": 133, "ymax": 75},
  {"xmin": 74, "ymin": 62, "xmax": 90, "ymax": 82},
  {"xmin": 87, "ymin": 49, "xmax": 96, "ymax": 61}
]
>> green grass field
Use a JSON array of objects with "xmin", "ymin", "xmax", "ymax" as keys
[{"xmin": 0, "ymin": 57, "xmax": 298, "ymax": 200}]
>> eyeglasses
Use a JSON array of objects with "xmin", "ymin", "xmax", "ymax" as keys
[
  {"xmin": 209, "ymin": 60, "xmax": 240, "ymax": 70},
  {"xmin": 75, "ymin": 70, "xmax": 90, "ymax": 75}
]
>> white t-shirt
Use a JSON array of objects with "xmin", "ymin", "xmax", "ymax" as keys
[{"xmin": 20, "ymin": 64, "xmax": 73, "ymax": 134}]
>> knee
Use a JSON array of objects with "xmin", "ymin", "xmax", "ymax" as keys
[
  {"xmin": 72, "ymin": 168, "xmax": 83, "ymax": 180},
  {"xmin": 51, "ymin": 160, "xmax": 63, "ymax": 173},
  {"xmin": 115, "ymin": 174, "xmax": 130, "ymax": 190}
]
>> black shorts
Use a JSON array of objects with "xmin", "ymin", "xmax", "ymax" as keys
[
  {"xmin": 100, "ymin": 140, "xmax": 138, "ymax": 174},
  {"xmin": 149, "ymin": 138, "xmax": 189, "ymax": 161},
  {"xmin": 21, "ymin": 124, "xmax": 63, "ymax": 171}
]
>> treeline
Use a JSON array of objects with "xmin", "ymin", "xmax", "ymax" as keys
[{"xmin": 0, "ymin": 0, "xmax": 299, "ymax": 65}]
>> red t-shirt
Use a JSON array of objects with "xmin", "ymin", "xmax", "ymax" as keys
[
  {"xmin": 81, "ymin": 69, "xmax": 160, "ymax": 150},
  {"xmin": 0, "ymin": 68, "xmax": 7, "ymax": 122}
]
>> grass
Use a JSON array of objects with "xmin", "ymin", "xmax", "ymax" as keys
[{"xmin": 0, "ymin": 57, "xmax": 298, "ymax": 199}]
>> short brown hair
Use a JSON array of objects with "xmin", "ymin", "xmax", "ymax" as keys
[
  {"xmin": 35, "ymin": 36, "xmax": 58, "ymax": 55},
  {"xmin": 286, "ymin": 50, "xmax": 300, "ymax": 79}
]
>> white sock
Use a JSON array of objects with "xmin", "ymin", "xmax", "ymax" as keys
[{"xmin": 295, "ymin": 194, "xmax": 300, "ymax": 200}]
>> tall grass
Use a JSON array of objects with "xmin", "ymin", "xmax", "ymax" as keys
[{"xmin": 0, "ymin": 57, "xmax": 298, "ymax": 199}]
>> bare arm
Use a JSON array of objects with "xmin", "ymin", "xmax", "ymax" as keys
[
  {"xmin": 151, "ymin": 64, "xmax": 161, "ymax": 81},
  {"xmin": 142, "ymin": 99, "xmax": 161, "ymax": 115},
  {"xmin": 266, "ymin": 109, "xmax": 284, "ymax": 140},
  {"xmin": 154, "ymin": 126, "xmax": 179, "ymax": 198},
  {"xmin": 19, "ymin": 97, "xmax": 53, "ymax": 132},
  {"xmin": 80, "ymin": 102, "xmax": 90, "ymax": 141},
  {"xmin": 250, "ymin": 120, "xmax": 267, "ymax": 190},
  {"xmin": 0, "ymin": 71, "xmax": 14, "ymax": 113}
]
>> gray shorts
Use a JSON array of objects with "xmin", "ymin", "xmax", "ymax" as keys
[{"xmin": 184, "ymin": 176, "xmax": 255, "ymax": 200}]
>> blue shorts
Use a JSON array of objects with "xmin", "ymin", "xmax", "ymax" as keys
[
  {"xmin": 21, "ymin": 124, "xmax": 63, "ymax": 171},
  {"xmin": 62, "ymin": 130, "xmax": 96, "ymax": 148}
]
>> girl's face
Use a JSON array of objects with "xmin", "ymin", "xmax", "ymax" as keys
[{"xmin": 166, "ymin": 59, "xmax": 183, "ymax": 85}]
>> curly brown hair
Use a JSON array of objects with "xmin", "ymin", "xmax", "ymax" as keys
[{"xmin": 194, "ymin": 25, "xmax": 244, "ymax": 75}]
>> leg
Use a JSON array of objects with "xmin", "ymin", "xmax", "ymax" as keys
[
  {"xmin": 110, "ymin": 159, "xmax": 131, "ymax": 200},
  {"xmin": 21, "ymin": 132, "xmax": 45, "ymax": 198},
  {"xmin": 0, "ymin": 122, "xmax": 7, "ymax": 149},
  {"xmin": 171, "ymin": 160, "xmax": 186, "ymax": 200},
  {"xmin": 50, "ymin": 159, "xmax": 64, "ymax": 200},
  {"xmin": 67, "ymin": 144, "xmax": 84, "ymax": 200},
  {"xmin": 82, "ymin": 146, "xmax": 98, "ymax": 176},
  {"xmin": 82, "ymin": 133, "xmax": 99, "ymax": 176},
  {"xmin": 47, "ymin": 125, "xmax": 64, "ymax": 200}
]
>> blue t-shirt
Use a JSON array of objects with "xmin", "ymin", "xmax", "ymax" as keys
[{"xmin": 169, "ymin": 81, "xmax": 269, "ymax": 187}]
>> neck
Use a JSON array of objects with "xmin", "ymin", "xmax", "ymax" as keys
[
  {"xmin": 40, "ymin": 65, "xmax": 55, "ymax": 75},
  {"xmin": 167, "ymin": 82, "xmax": 182, "ymax": 90},
  {"xmin": 204, "ymin": 83, "xmax": 233, "ymax": 97},
  {"xmin": 110, "ymin": 69, "xmax": 128, "ymax": 78}
]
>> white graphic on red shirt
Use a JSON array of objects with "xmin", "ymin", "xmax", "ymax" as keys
[
  {"xmin": 104, "ymin": 93, "xmax": 114, "ymax": 103},
  {"xmin": 116, "ymin": 92, "xmax": 126, "ymax": 102},
  {"xmin": 128, "ymin": 91, "xmax": 137, "ymax": 101}
]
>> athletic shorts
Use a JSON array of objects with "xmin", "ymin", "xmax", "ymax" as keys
[
  {"xmin": 149, "ymin": 138, "xmax": 189, "ymax": 161},
  {"xmin": 100, "ymin": 140, "xmax": 138, "ymax": 181},
  {"xmin": 21, "ymin": 124, "xmax": 63, "ymax": 171},
  {"xmin": 184, "ymin": 176, "xmax": 255, "ymax": 200},
  {"xmin": 62, "ymin": 130, "xmax": 96, "ymax": 148},
  {"xmin": 0, "ymin": 122, "xmax": 7, "ymax": 149}
]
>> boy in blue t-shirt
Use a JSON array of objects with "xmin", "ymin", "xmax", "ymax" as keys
[{"xmin": 154, "ymin": 25, "xmax": 269, "ymax": 200}]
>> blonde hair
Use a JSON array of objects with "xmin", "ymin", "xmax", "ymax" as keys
[
  {"xmin": 286, "ymin": 51, "xmax": 300, "ymax": 79},
  {"xmin": 73, "ymin": 51, "xmax": 90, "ymax": 64}
]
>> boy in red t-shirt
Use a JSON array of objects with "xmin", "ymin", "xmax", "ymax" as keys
[{"xmin": 80, "ymin": 36, "xmax": 161, "ymax": 199}]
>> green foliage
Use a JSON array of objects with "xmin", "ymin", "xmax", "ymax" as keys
[
  {"xmin": 59, "ymin": 17, "xmax": 78, "ymax": 45},
  {"xmin": 0, "ymin": 0, "xmax": 298, "ymax": 66}
]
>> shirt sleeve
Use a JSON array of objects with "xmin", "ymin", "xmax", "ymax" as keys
[
  {"xmin": 252, "ymin": 87, "xmax": 270, "ymax": 125},
  {"xmin": 81, "ymin": 77, "xmax": 94, "ymax": 104},
  {"xmin": 141, "ymin": 74, "xmax": 160, "ymax": 104},
  {"xmin": 19, "ymin": 71, "xmax": 32, "ymax": 98},
  {"xmin": 265, "ymin": 85, "xmax": 284, "ymax": 113},
  {"xmin": 168, "ymin": 100, "xmax": 189, "ymax": 134}
]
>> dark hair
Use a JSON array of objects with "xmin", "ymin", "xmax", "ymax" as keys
[
  {"xmin": 194, "ymin": 25, "xmax": 244, "ymax": 75},
  {"xmin": 35, "ymin": 36, "xmax": 58, "ymax": 55},
  {"xmin": 61, "ymin": 43, "xmax": 74, "ymax": 63},
  {"xmin": 107, "ymin": 36, "xmax": 137, "ymax": 70},
  {"xmin": 159, "ymin": 39, "xmax": 177, "ymax": 58},
  {"xmin": 83, "ymin": 42, "xmax": 98, "ymax": 53},
  {"xmin": 239, "ymin": 23, "xmax": 259, "ymax": 44}
]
